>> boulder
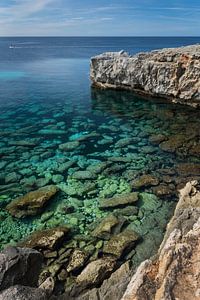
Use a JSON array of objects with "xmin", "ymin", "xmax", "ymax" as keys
[
  {"xmin": 91, "ymin": 214, "xmax": 120, "ymax": 239},
  {"xmin": 6, "ymin": 185, "xmax": 58, "ymax": 218},
  {"xmin": 72, "ymin": 171, "xmax": 97, "ymax": 180},
  {"xmin": 20, "ymin": 226, "xmax": 70, "ymax": 250},
  {"xmin": 67, "ymin": 250, "xmax": 88, "ymax": 273},
  {"xmin": 99, "ymin": 192, "xmax": 138, "ymax": 209},
  {"xmin": 0, "ymin": 285, "xmax": 48, "ymax": 300},
  {"xmin": 59, "ymin": 141, "xmax": 80, "ymax": 151},
  {"xmin": 75, "ymin": 257, "xmax": 116, "ymax": 289},
  {"xmin": 132, "ymin": 174, "xmax": 159, "ymax": 189},
  {"xmin": 176, "ymin": 163, "xmax": 200, "ymax": 176},
  {"xmin": 61, "ymin": 261, "xmax": 131, "ymax": 300},
  {"xmin": 103, "ymin": 230, "xmax": 139, "ymax": 258},
  {"xmin": 0, "ymin": 247, "xmax": 42, "ymax": 291}
]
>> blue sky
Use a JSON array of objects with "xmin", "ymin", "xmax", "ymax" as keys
[{"xmin": 0, "ymin": 0, "xmax": 199, "ymax": 36}]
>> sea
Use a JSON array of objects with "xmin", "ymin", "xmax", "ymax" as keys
[{"xmin": 0, "ymin": 37, "xmax": 200, "ymax": 273}]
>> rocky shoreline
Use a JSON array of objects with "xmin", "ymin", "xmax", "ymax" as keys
[
  {"xmin": 0, "ymin": 181, "xmax": 199, "ymax": 300},
  {"xmin": 0, "ymin": 44, "xmax": 200, "ymax": 299},
  {"xmin": 90, "ymin": 45, "xmax": 200, "ymax": 107}
]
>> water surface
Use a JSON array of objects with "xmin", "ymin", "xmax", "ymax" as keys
[{"xmin": 0, "ymin": 37, "xmax": 200, "ymax": 261}]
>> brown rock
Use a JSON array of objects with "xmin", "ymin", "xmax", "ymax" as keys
[
  {"xmin": 76, "ymin": 257, "xmax": 116, "ymax": 289},
  {"xmin": 6, "ymin": 185, "xmax": 58, "ymax": 218},
  {"xmin": 152, "ymin": 184, "xmax": 175, "ymax": 198},
  {"xmin": 159, "ymin": 134, "xmax": 186, "ymax": 153},
  {"xmin": 91, "ymin": 214, "xmax": 119, "ymax": 239},
  {"xmin": 177, "ymin": 163, "xmax": 200, "ymax": 176},
  {"xmin": 189, "ymin": 143, "xmax": 200, "ymax": 157},
  {"xmin": 99, "ymin": 192, "xmax": 138, "ymax": 209},
  {"xmin": 149, "ymin": 134, "xmax": 167, "ymax": 144},
  {"xmin": 132, "ymin": 174, "xmax": 159, "ymax": 189},
  {"xmin": 103, "ymin": 230, "xmax": 139, "ymax": 258},
  {"xmin": 67, "ymin": 249, "xmax": 88, "ymax": 273},
  {"xmin": 20, "ymin": 226, "xmax": 70, "ymax": 250}
]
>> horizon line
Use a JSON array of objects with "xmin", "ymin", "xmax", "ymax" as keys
[{"xmin": 0, "ymin": 35, "xmax": 200, "ymax": 38}]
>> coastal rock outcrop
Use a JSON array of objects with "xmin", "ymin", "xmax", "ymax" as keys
[
  {"xmin": 122, "ymin": 180, "xmax": 200, "ymax": 300},
  {"xmin": 90, "ymin": 45, "xmax": 200, "ymax": 107}
]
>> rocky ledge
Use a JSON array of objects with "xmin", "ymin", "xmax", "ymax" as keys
[
  {"xmin": 90, "ymin": 45, "xmax": 200, "ymax": 107},
  {"xmin": 122, "ymin": 180, "xmax": 200, "ymax": 300}
]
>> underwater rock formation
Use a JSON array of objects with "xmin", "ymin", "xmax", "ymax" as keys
[
  {"xmin": 122, "ymin": 180, "xmax": 200, "ymax": 300},
  {"xmin": 19, "ymin": 226, "xmax": 70, "ymax": 250},
  {"xmin": 6, "ymin": 185, "xmax": 58, "ymax": 218},
  {"xmin": 90, "ymin": 45, "xmax": 200, "ymax": 107}
]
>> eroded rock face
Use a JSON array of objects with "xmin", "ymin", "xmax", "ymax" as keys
[
  {"xmin": 90, "ymin": 45, "xmax": 200, "ymax": 107},
  {"xmin": 6, "ymin": 185, "xmax": 58, "ymax": 218},
  {"xmin": 122, "ymin": 181, "xmax": 200, "ymax": 300}
]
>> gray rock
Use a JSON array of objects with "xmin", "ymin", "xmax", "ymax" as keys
[
  {"xmin": 90, "ymin": 45, "xmax": 200, "ymax": 107},
  {"xmin": 0, "ymin": 285, "xmax": 48, "ymax": 300},
  {"xmin": 0, "ymin": 247, "xmax": 43, "ymax": 291}
]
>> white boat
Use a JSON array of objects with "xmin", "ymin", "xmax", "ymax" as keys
[{"xmin": 9, "ymin": 45, "xmax": 15, "ymax": 49}]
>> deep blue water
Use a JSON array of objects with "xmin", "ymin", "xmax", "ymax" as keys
[{"xmin": 0, "ymin": 37, "xmax": 200, "ymax": 251}]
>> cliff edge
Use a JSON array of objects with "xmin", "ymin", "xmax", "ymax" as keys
[
  {"xmin": 122, "ymin": 180, "xmax": 200, "ymax": 300},
  {"xmin": 90, "ymin": 45, "xmax": 200, "ymax": 107}
]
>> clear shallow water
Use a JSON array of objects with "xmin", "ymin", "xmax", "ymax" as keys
[{"xmin": 0, "ymin": 37, "xmax": 200, "ymax": 260}]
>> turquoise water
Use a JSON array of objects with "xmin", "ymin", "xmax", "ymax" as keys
[{"xmin": 0, "ymin": 37, "xmax": 200, "ymax": 253}]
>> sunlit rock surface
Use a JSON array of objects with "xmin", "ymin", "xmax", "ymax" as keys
[
  {"xmin": 90, "ymin": 45, "xmax": 200, "ymax": 107},
  {"xmin": 122, "ymin": 181, "xmax": 200, "ymax": 300}
]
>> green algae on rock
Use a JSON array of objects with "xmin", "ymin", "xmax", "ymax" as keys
[{"xmin": 6, "ymin": 185, "xmax": 58, "ymax": 218}]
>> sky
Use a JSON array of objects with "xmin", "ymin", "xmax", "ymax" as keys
[{"xmin": 0, "ymin": 0, "xmax": 200, "ymax": 36}]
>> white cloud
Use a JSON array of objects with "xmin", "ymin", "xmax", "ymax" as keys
[{"xmin": 0, "ymin": 0, "xmax": 55, "ymax": 20}]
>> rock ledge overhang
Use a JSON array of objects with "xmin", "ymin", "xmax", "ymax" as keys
[{"xmin": 90, "ymin": 45, "xmax": 200, "ymax": 107}]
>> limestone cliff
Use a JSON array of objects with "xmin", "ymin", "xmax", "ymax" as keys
[
  {"xmin": 90, "ymin": 45, "xmax": 200, "ymax": 107},
  {"xmin": 122, "ymin": 181, "xmax": 200, "ymax": 300}
]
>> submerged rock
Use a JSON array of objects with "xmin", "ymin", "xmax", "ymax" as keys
[
  {"xmin": 91, "ymin": 214, "xmax": 120, "ymax": 239},
  {"xmin": 6, "ymin": 185, "xmax": 58, "ymax": 218},
  {"xmin": 132, "ymin": 174, "xmax": 159, "ymax": 189},
  {"xmin": 99, "ymin": 192, "xmax": 138, "ymax": 209},
  {"xmin": 176, "ymin": 163, "xmax": 200, "ymax": 176},
  {"xmin": 59, "ymin": 141, "xmax": 80, "ymax": 151},
  {"xmin": 103, "ymin": 230, "xmax": 139, "ymax": 258},
  {"xmin": 20, "ymin": 226, "xmax": 70, "ymax": 250},
  {"xmin": 90, "ymin": 45, "xmax": 200, "ymax": 107},
  {"xmin": 72, "ymin": 170, "xmax": 97, "ymax": 180}
]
